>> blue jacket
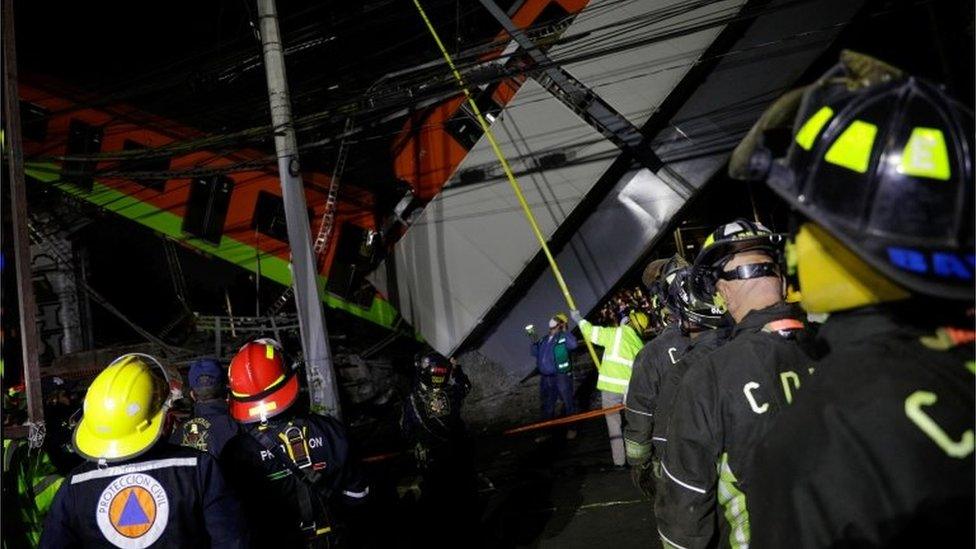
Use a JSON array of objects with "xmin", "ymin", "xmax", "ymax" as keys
[
  {"xmin": 531, "ymin": 330, "xmax": 578, "ymax": 376},
  {"xmin": 172, "ymin": 400, "xmax": 241, "ymax": 459},
  {"xmin": 40, "ymin": 443, "xmax": 246, "ymax": 548}
]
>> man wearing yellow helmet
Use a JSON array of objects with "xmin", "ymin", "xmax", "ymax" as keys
[
  {"xmin": 529, "ymin": 313, "xmax": 579, "ymax": 439},
  {"xmin": 570, "ymin": 306, "xmax": 645, "ymax": 467},
  {"xmin": 39, "ymin": 354, "xmax": 246, "ymax": 548},
  {"xmin": 732, "ymin": 52, "xmax": 975, "ymax": 547}
]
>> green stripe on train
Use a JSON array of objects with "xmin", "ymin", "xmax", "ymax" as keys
[{"xmin": 25, "ymin": 162, "xmax": 398, "ymax": 329}]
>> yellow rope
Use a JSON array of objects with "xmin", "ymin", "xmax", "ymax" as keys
[{"xmin": 412, "ymin": 0, "xmax": 602, "ymax": 370}]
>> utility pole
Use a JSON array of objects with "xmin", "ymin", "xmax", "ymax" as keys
[
  {"xmin": 3, "ymin": 0, "xmax": 45, "ymax": 442},
  {"xmin": 256, "ymin": 0, "xmax": 341, "ymax": 418}
]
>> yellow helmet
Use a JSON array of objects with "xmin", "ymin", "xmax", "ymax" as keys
[
  {"xmin": 552, "ymin": 313, "xmax": 569, "ymax": 325},
  {"xmin": 73, "ymin": 354, "xmax": 177, "ymax": 463},
  {"xmin": 628, "ymin": 311, "xmax": 651, "ymax": 335}
]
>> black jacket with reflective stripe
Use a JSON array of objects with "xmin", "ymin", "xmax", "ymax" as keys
[
  {"xmin": 747, "ymin": 307, "xmax": 975, "ymax": 548},
  {"xmin": 650, "ymin": 324, "xmax": 731, "ymax": 460},
  {"xmin": 624, "ymin": 324, "xmax": 690, "ymax": 463},
  {"xmin": 220, "ymin": 413, "xmax": 368, "ymax": 547},
  {"xmin": 39, "ymin": 443, "xmax": 245, "ymax": 548},
  {"xmin": 655, "ymin": 302, "xmax": 818, "ymax": 549}
]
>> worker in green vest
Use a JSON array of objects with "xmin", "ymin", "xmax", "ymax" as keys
[
  {"xmin": 2, "ymin": 386, "xmax": 64, "ymax": 548},
  {"xmin": 571, "ymin": 309, "xmax": 646, "ymax": 466}
]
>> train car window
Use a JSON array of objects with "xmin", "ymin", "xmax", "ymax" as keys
[
  {"xmin": 444, "ymin": 91, "xmax": 504, "ymax": 150},
  {"xmin": 183, "ymin": 175, "xmax": 234, "ymax": 245},
  {"xmin": 62, "ymin": 119, "xmax": 103, "ymax": 192},
  {"xmin": 251, "ymin": 190, "xmax": 314, "ymax": 243},
  {"xmin": 325, "ymin": 222, "xmax": 375, "ymax": 307},
  {"xmin": 20, "ymin": 101, "xmax": 49, "ymax": 142}
]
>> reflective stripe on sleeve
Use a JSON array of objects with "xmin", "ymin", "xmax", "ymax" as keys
[
  {"xmin": 32, "ymin": 474, "xmax": 62, "ymax": 498},
  {"xmin": 659, "ymin": 529, "xmax": 691, "ymax": 549},
  {"xmin": 661, "ymin": 462, "xmax": 706, "ymax": 494},
  {"xmin": 625, "ymin": 439, "xmax": 652, "ymax": 460},
  {"xmin": 71, "ymin": 457, "xmax": 198, "ymax": 484},
  {"xmin": 342, "ymin": 486, "xmax": 369, "ymax": 499},
  {"xmin": 597, "ymin": 375, "xmax": 630, "ymax": 387},
  {"xmin": 625, "ymin": 406, "xmax": 653, "ymax": 417}
]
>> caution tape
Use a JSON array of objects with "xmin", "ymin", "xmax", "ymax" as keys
[
  {"xmin": 411, "ymin": 0, "xmax": 603, "ymax": 371},
  {"xmin": 503, "ymin": 404, "xmax": 624, "ymax": 435}
]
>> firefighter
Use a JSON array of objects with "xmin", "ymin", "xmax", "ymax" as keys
[
  {"xmin": 728, "ymin": 51, "xmax": 974, "ymax": 547},
  {"xmin": 220, "ymin": 340, "xmax": 369, "ymax": 548},
  {"xmin": 638, "ymin": 267, "xmax": 731, "ymax": 498},
  {"xmin": 174, "ymin": 358, "xmax": 239, "ymax": 458},
  {"xmin": 2, "ymin": 385, "xmax": 63, "ymax": 548},
  {"xmin": 570, "ymin": 307, "xmax": 645, "ymax": 467},
  {"xmin": 39, "ymin": 353, "xmax": 246, "ymax": 548},
  {"xmin": 654, "ymin": 220, "xmax": 819, "ymax": 549},
  {"xmin": 623, "ymin": 256, "xmax": 690, "ymax": 469},
  {"xmin": 400, "ymin": 351, "xmax": 473, "ymax": 508}
]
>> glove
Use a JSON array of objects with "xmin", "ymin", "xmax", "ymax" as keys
[
  {"xmin": 570, "ymin": 310, "xmax": 583, "ymax": 324},
  {"xmin": 631, "ymin": 458, "xmax": 657, "ymax": 499}
]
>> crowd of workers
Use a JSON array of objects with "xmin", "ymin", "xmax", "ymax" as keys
[
  {"xmin": 527, "ymin": 52, "xmax": 974, "ymax": 548},
  {"xmin": 2, "ymin": 52, "xmax": 973, "ymax": 548}
]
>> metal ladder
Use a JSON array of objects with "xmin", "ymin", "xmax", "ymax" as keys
[{"xmin": 265, "ymin": 118, "xmax": 352, "ymax": 317}]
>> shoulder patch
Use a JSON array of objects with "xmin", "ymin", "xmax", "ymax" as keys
[
  {"xmin": 96, "ymin": 472, "xmax": 169, "ymax": 548},
  {"xmin": 181, "ymin": 417, "xmax": 212, "ymax": 452}
]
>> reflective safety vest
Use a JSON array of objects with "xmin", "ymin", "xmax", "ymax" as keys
[
  {"xmin": 3, "ymin": 438, "xmax": 64, "ymax": 547},
  {"xmin": 579, "ymin": 319, "xmax": 644, "ymax": 394}
]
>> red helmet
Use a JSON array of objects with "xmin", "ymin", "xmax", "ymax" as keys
[{"xmin": 228, "ymin": 341, "xmax": 299, "ymax": 423}]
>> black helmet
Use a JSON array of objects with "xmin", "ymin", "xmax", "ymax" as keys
[
  {"xmin": 416, "ymin": 351, "xmax": 452, "ymax": 388},
  {"xmin": 692, "ymin": 219, "xmax": 783, "ymax": 301},
  {"xmin": 667, "ymin": 268, "xmax": 728, "ymax": 331},
  {"xmin": 733, "ymin": 52, "xmax": 974, "ymax": 301},
  {"xmin": 660, "ymin": 255, "xmax": 689, "ymax": 287},
  {"xmin": 642, "ymin": 255, "xmax": 688, "ymax": 293},
  {"xmin": 695, "ymin": 219, "xmax": 782, "ymax": 268}
]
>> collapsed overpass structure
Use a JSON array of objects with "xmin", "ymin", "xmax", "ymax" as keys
[{"xmin": 378, "ymin": 0, "xmax": 864, "ymax": 373}]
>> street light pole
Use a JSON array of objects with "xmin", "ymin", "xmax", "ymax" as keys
[
  {"xmin": 256, "ymin": 0, "xmax": 341, "ymax": 418},
  {"xmin": 2, "ymin": 0, "xmax": 45, "ymax": 443}
]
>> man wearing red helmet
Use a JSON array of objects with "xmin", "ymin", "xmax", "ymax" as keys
[{"xmin": 220, "ymin": 339, "xmax": 369, "ymax": 548}]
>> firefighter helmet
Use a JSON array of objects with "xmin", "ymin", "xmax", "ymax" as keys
[
  {"xmin": 228, "ymin": 341, "xmax": 299, "ymax": 423},
  {"xmin": 731, "ymin": 51, "xmax": 974, "ymax": 303},
  {"xmin": 692, "ymin": 219, "xmax": 784, "ymax": 303},
  {"xmin": 73, "ymin": 354, "xmax": 180, "ymax": 462},
  {"xmin": 416, "ymin": 351, "xmax": 453, "ymax": 388},
  {"xmin": 667, "ymin": 268, "xmax": 729, "ymax": 331}
]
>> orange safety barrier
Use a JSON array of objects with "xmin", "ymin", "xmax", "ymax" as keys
[
  {"xmin": 362, "ymin": 451, "xmax": 402, "ymax": 464},
  {"xmin": 503, "ymin": 404, "xmax": 625, "ymax": 435},
  {"xmin": 359, "ymin": 404, "xmax": 627, "ymax": 463},
  {"xmin": 945, "ymin": 327, "xmax": 976, "ymax": 346}
]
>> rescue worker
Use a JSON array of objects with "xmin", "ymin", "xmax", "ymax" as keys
[
  {"xmin": 2, "ymin": 385, "xmax": 63, "ymax": 548},
  {"xmin": 655, "ymin": 220, "xmax": 818, "ymax": 549},
  {"xmin": 39, "ymin": 353, "xmax": 247, "ymax": 548},
  {"xmin": 220, "ymin": 340, "xmax": 369, "ymax": 548},
  {"xmin": 174, "ymin": 358, "xmax": 240, "ymax": 458},
  {"xmin": 624, "ymin": 256, "xmax": 690, "ymax": 469},
  {"xmin": 529, "ymin": 313, "xmax": 578, "ymax": 434},
  {"xmin": 728, "ymin": 51, "xmax": 975, "ymax": 547},
  {"xmin": 570, "ymin": 307, "xmax": 645, "ymax": 467},
  {"xmin": 400, "ymin": 351, "xmax": 474, "ymax": 514},
  {"xmin": 637, "ymin": 267, "xmax": 731, "ymax": 498}
]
